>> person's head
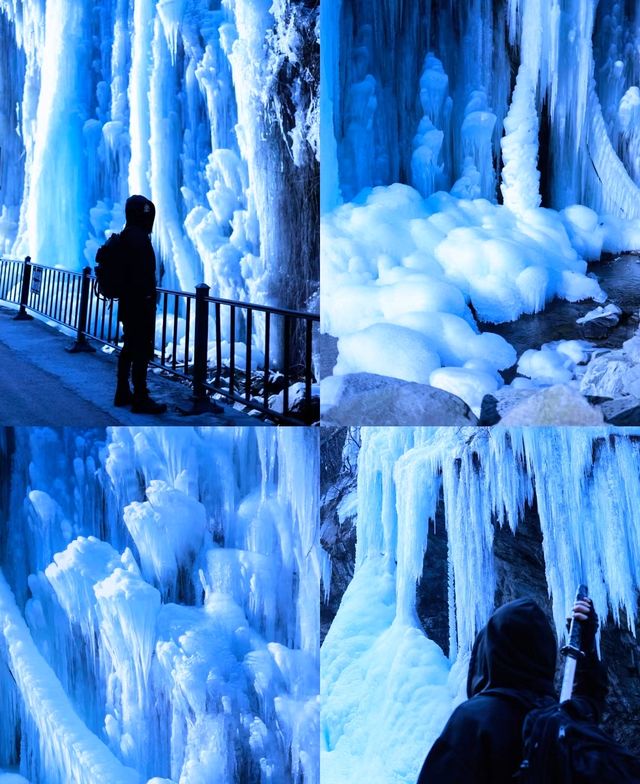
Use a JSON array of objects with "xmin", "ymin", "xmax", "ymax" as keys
[
  {"xmin": 467, "ymin": 598, "xmax": 557, "ymax": 699},
  {"xmin": 125, "ymin": 195, "xmax": 155, "ymax": 234}
]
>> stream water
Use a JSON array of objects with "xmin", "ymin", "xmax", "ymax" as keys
[{"xmin": 484, "ymin": 254, "xmax": 640, "ymax": 382}]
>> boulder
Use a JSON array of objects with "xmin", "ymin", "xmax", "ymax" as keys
[
  {"xmin": 498, "ymin": 384, "xmax": 604, "ymax": 426},
  {"xmin": 577, "ymin": 303, "xmax": 621, "ymax": 340},
  {"xmin": 479, "ymin": 388, "xmax": 538, "ymax": 425},
  {"xmin": 321, "ymin": 372, "xmax": 478, "ymax": 425},
  {"xmin": 600, "ymin": 397, "xmax": 640, "ymax": 425},
  {"xmin": 579, "ymin": 352, "xmax": 640, "ymax": 398}
]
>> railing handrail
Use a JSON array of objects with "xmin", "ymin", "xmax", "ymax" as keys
[
  {"xmin": 0, "ymin": 257, "xmax": 319, "ymax": 321},
  {"xmin": 0, "ymin": 255, "xmax": 319, "ymax": 424}
]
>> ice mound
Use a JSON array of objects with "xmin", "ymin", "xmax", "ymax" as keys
[
  {"xmin": 322, "ymin": 183, "xmax": 606, "ymax": 411},
  {"xmin": 123, "ymin": 480, "xmax": 207, "ymax": 599}
]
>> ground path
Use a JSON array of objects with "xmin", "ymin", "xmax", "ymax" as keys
[{"xmin": 0, "ymin": 306, "xmax": 258, "ymax": 427}]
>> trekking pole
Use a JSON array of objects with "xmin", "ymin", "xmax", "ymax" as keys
[{"xmin": 559, "ymin": 584, "xmax": 588, "ymax": 702}]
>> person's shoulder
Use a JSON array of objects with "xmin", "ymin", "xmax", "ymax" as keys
[{"xmin": 450, "ymin": 692, "xmax": 522, "ymax": 727}]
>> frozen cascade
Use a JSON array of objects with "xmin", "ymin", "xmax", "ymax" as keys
[
  {"xmin": 325, "ymin": 0, "xmax": 640, "ymax": 216},
  {"xmin": 0, "ymin": 426, "xmax": 320, "ymax": 784},
  {"xmin": 322, "ymin": 427, "xmax": 640, "ymax": 784},
  {"xmin": 0, "ymin": 1, "xmax": 318, "ymax": 316}
]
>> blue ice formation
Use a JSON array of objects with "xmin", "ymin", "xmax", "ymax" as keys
[
  {"xmin": 322, "ymin": 427, "xmax": 640, "ymax": 784},
  {"xmin": 0, "ymin": 2, "xmax": 318, "ymax": 311},
  {"xmin": 323, "ymin": 0, "xmax": 640, "ymax": 218},
  {"xmin": 0, "ymin": 427, "xmax": 319, "ymax": 784}
]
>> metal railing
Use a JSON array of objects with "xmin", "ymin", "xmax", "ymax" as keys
[{"xmin": 0, "ymin": 256, "xmax": 319, "ymax": 424}]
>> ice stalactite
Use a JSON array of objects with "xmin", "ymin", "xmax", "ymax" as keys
[
  {"xmin": 322, "ymin": 427, "xmax": 640, "ymax": 784},
  {"xmin": 0, "ymin": 0, "xmax": 318, "ymax": 315},
  {"xmin": 411, "ymin": 54, "xmax": 450, "ymax": 200},
  {"xmin": 500, "ymin": 67, "xmax": 541, "ymax": 213},
  {"xmin": 327, "ymin": 0, "xmax": 640, "ymax": 218},
  {"xmin": 0, "ymin": 426, "xmax": 319, "ymax": 784},
  {"xmin": 350, "ymin": 427, "xmax": 640, "ymax": 650}
]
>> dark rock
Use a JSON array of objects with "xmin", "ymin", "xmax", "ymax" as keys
[
  {"xmin": 322, "ymin": 372, "xmax": 478, "ymax": 425},
  {"xmin": 320, "ymin": 427, "xmax": 359, "ymax": 644},
  {"xmin": 601, "ymin": 397, "xmax": 640, "ymax": 425},
  {"xmin": 479, "ymin": 394, "xmax": 501, "ymax": 426},
  {"xmin": 579, "ymin": 315, "xmax": 620, "ymax": 341}
]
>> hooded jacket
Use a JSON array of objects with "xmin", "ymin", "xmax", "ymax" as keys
[
  {"xmin": 416, "ymin": 598, "xmax": 604, "ymax": 784},
  {"xmin": 118, "ymin": 195, "xmax": 157, "ymax": 316}
]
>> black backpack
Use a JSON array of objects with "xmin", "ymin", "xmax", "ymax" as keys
[
  {"xmin": 94, "ymin": 233, "xmax": 124, "ymax": 300},
  {"xmin": 517, "ymin": 698, "xmax": 640, "ymax": 783}
]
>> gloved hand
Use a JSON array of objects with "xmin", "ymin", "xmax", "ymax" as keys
[{"xmin": 567, "ymin": 598, "xmax": 598, "ymax": 653}]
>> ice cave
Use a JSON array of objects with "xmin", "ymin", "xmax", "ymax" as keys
[
  {"xmin": 0, "ymin": 1, "xmax": 319, "ymax": 314},
  {"xmin": 321, "ymin": 0, "xmax": 640, "ymax": 423},
  {"xmin": 0, "ymin": 426, "xmax": 320, "ymax": 784},
  {"xmin": 321, "ymin": 426, "xmax": 640, "ymax": 783}
]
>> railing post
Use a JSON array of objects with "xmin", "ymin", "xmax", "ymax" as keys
[
  {"xmin": 67, "ymin": 266, "xmax": 96, "ymax": 353},
  {"xmin": 191, "ymin": 283, "xmax": 222, "ymax": 414},
  {"xmin": 13, "ymin": 256, "xmax": 34, "ymax": 321}
]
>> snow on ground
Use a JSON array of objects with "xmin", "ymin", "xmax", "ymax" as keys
[{"xmin": 321, "ymin": 183, "xmax": 617, "ymax": 413}]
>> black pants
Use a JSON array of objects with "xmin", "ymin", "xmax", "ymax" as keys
[{"xmin": 117, "ymin": 299, "xmax": 156, "ymax": 395}]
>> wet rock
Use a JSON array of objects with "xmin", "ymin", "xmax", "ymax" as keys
[
  {"xmin": 577, "ymin": 303, "xmax": 622, "ymax": 340},
  {"xmin": 479, "ymin": 388, "xmax": 538, "ymax": 425},
  {"xmin": 600, "ymin": 397, "xmax": 640, "ymax": 425},
  {"xmin": 498, "ymin": 384, "xmax": 604, "ymax": 425},
  {"xmin": 321, "ymin": 372, "xmax": 478, "ymax": 425}
]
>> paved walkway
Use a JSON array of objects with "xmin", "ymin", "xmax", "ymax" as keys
[{"xmin": 0, "ymin": 306, "xmax": 260, "ymax": 427}]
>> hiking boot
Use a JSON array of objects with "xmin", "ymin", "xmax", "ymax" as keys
[
  {"xmin": 131, "ymin": 395, "xmax": 167, "ymax": 415},
  {"xmin": 114, "ymin": 383, "xmax": 134, "ymax": 407}
]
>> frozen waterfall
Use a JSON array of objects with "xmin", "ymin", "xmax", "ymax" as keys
[
  {"xmin": 320, "ymin": 0, "xmax": 640, "ymax": 414},
  {"xmin": 0, "ymin": 426, "xmax": 320, "ymax": 784},
  {"xmin": 321, "ymin": 427, "xmax": 640, "ymax": 784},
  {"xmin": 0, "ymin": 1, "xmax": 319, "ymax": 313}
]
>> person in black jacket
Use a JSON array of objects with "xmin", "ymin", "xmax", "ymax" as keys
[
  {"xmin": 416, "ymin": 597, "xmax": 606, "ymax": 784},
  {"xmin": 114, "ymin": 194, "xmax": 167, "ymax": 414}
]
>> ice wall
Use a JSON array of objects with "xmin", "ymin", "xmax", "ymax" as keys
[
  {"xmin": 0, "ymin": 1, "xmax": 318, "ymax": 312},
  {"xmin": 321, "ymin": 427, "xmax": 640, "ymax": 784},
  {"xmin": 0, "ymin": 426, "xmax": 320, "ymax": 784},
  {"xmin": 325, "ymin": 0, "xmax": 640, "ymax": 217}
]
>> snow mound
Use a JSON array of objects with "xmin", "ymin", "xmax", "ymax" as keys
[{"xmin": 322, "ymin": 183, "xmax": 605, "ymax": 412}]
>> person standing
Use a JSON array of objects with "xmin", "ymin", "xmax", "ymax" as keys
[
  {"xmin": 416, "ymin": 597, "xmax": 608, "ymax": 783},
  {"xmin": 114, "ymin": 194, "xmax": 167, "ymax": 414}
]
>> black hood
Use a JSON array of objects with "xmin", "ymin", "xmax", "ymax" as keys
[
  {"xmin": 125, "ymin": 195, "xmax": 155, "ymax": 234},
  {"xmin": 467, "ymin": 599, "xmax": 557, "ymax": 700}
]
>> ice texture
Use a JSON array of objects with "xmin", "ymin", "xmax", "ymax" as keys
[
  {"xmin": 322, "ymin": 184, "xmax": 604, "ymax": 412},
  {"xmin": 322, "ymin": 427, "xmax": 640, "ymax": 783},
  {"xmin": 322, "ymin": 0, "xmax": 640, "ymax": 409},
  {"xmin": 0, "ymin": 427, "xmax": 319, "ymax": 784}
]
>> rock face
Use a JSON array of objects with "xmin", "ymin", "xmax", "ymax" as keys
[
  {"xmin": 321, "ymin": 435, "xmax": 640, "ymax": 754},
  {"xmin": 321, "ymin": 373, "xmax": 479, "ymax": 426},
  {"xmin": 320, "ymin": 428, "xmax": 358, "ymax": 644}
]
